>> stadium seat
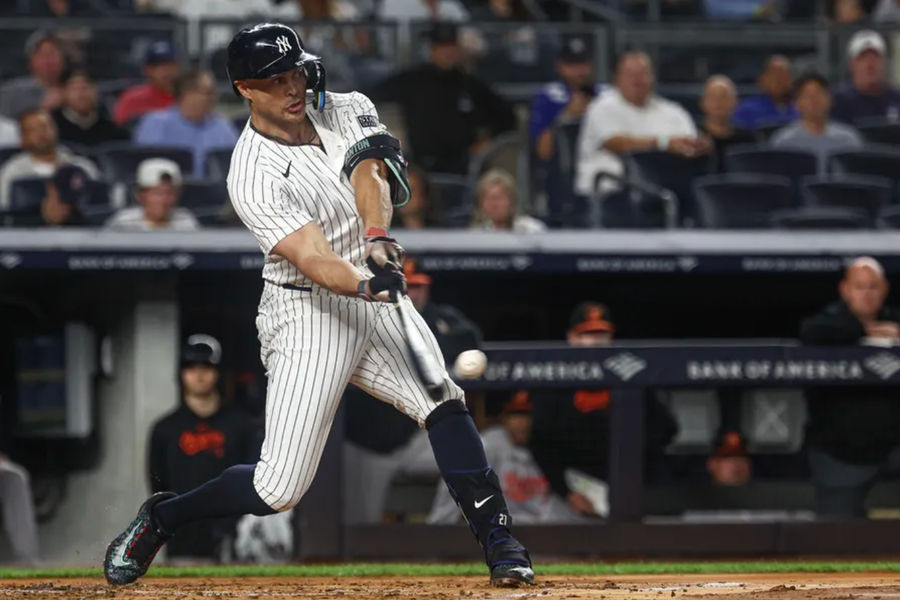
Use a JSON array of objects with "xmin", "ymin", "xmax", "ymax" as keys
[
  {"xmin": 693, "ymin": 174, "xmax": 794, "ymax": 228},
  {"xmin": 856, "ymin": 118, "xmax": 900, "ymax": 146},
  {"xmin": 625, "ymin": 150, "xmax": 711, "ymax": 226},
  {"xmin": 95, "ymin": 144, "xmax": 194, "ymax": 183},
  {"xmin": 829, "ymin": 148, "xmax": 900, "ymax": 186},
  {"xmin": 598, "ymin": 188, "xmax": 670, "ymax": 229},
  {"xmin": 770, "ymin": 206, "xmax": 870, "ymax": 229},
  {"xmin": 206, "ymin": 148, "xmax": 234, "ymax": 181},
  {"xmin": 7, "ymin": 177, "xmax": 46, "ymax": 215},
  {"xmin": 878, "ymin": 205, "xmax": 900, "ymax": 228},
  {"xmin": 180, "ymin": 180, "xmax": 230, "ymax": 226},
  {"xmin": 544, "ymin": 121, "xmax": 583, "ymax": 226},
  {"xmin": 800, "ymin": 175, "xmax": 892, "ymax": 221},
  {"xmin": 724, "ymin": 146, "xmax": 818, "ymax": 188},
  {"xmin": 430, "ymin": 173, "xmax": 473, "ymax": 228}
]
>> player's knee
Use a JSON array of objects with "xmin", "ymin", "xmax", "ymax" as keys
[{"xmin": 253, "ymin": 462, "xmax": 312, "ymax": 512}]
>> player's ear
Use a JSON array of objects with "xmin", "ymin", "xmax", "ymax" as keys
[{"xmin": 235, "ymin": 80, "xmax": 253, "ymax": 102}]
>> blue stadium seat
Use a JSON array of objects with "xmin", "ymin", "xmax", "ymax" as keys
[
  {"xmin": 770, "ymin": 206, "xmax": 870, "ymax": 230},
  {"xmin": 95, "ymin": 143, "xmax": 194, "ymax": 183},
  {"xmin": 800, "ymin": 175, "xmax": 891, "ymax": 223},
  {"xmin": 693, "ymin": 174, "xmax": 794, "ymax": 228},
  {"xmin": 725, "ymin": 146, "xmax": 818, "ymax": 188},
  {"xmin": 830, "ymin": 148, "xmax": 900, "ymax": 185},
  {"xmin": 206, "ymin": 148, "xmax": 234, "ymax": 181},
  {"xmin": 625, "ymin": 150, "xmax": 711, "ymax": 226},
  {"xmin": 855, "ymin": 118, "xmax": 900, "ymax": 146}
]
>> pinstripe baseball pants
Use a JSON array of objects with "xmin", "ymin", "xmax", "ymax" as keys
[{"xmin": 252, "ymin": 282, "xmax": 463, "ymax": 511}]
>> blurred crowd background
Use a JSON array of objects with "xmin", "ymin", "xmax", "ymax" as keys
[{"xmin": 3, "ymin": 0, "xmax": 900, "ymax": 567}]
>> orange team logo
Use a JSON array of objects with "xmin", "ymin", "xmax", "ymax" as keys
[
  {"xmin": 573, "ymin": 389, "xmax": 611, "ymax": 413},
  {"xmin": 179, "ymin": 423, "xmax": 226, "ymax": 458},
  {"xmin": 503, "ymin": 472, "xmax": 549, "ymax": 503}
]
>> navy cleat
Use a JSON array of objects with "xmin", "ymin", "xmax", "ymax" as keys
[
  {"xmin": 487, "ymin": 535, "xmax": 535, "ymax": 587},
  {"xmin": 103, "ymin": 492, "xmax": 175, "ymax": 586}
]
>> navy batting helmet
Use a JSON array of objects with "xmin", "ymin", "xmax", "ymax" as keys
[{"xmin": 226, "ymin": 23, "xmax": 326, "ymax": 111}]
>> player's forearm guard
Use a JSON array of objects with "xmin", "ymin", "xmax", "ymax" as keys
[{"xmin": 343, "ymin": 133, "xmax": 411, "ymax": 208}]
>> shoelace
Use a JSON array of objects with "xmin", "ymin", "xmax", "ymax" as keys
[{"xmin": 125, "ymin": 523, "xmax": 166, "ymax": 567}]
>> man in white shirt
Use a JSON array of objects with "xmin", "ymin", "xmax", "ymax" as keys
[
  {"xmin": 0, "ymin": 107, "xmax": 97, "ymax": 210},
  {"xmin": 104, "ymin": 158, "xmax": 199, "ymax": 231},
  {"xmin": 575, "ymin": 51, "xmax": 708, "ymax": 196}
]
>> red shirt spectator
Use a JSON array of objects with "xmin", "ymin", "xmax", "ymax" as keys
[{"xmin": 113, "ymin": 40, "xmax": 179, "ymax": 126}]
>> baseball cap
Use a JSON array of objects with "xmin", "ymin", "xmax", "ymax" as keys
[
  {"xmin": 568, "ymin": 302, "xmax": 614, "ymax": 335},
  {"xmin": 404, "ymin": 259, "xmax": 432, "ymax": 286},
  {"xmin": 559, "ymin": 35, "xmax": 593, "ymax": 63},
  {"xmin": 145, "ymin": 39, "xmax": 177, "ymax": 65},
  {"xmin": 847, "ymin": 30, "xmax": 886, "ymax": 60},
  {"xmin": 503, "ymin": 391, "xmax": 532, "ymax": 414},
  {"xmin": 137, "ymin": 158, "xmax": 182, "ymax": 188},
  {"xmin": 181, "ymin": 334, "xmax": 222, "ymax": 367},
  {"xmin": 425, "ymin": 22, "xmax": 459, "ymax": 45},
  {"xmin": 24, "ymin": 29, "xmax": 59, "ymax": 56},
  {"xmin": 52, "ymin": 164, "xmax": 91, "ymax": 206}
]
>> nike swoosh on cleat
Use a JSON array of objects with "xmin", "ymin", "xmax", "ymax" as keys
[
  {"xmin": 109, "ymin": 522, "xmax": 140, "ymax": 569},
  {"xmin": 474, "ymin": 495, "xmax": 494, "ymax": 509}
]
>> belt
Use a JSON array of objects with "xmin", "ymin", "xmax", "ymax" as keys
[{"xmin": 281, "ymin": 283, "xmax": 313, "ymax": 292}]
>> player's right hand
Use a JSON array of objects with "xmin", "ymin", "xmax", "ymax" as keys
[{"xmin": 361, "ymin": 267, "xmax": 407, "ymax": 302}]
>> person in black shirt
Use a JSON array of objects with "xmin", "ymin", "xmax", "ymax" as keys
[
  {"xmin": 800, "ymin": 257, "xmax": 900, "ymax": 518},
  {"xmin": 529, "ymin": 302, "xmax": 677, "ymax": 516},
  {"xmin": 368, "ymin": 22, "xmax": 517, "ymax": 175},
  {"xmin": 832, "ymin": 31, "xmax": 900, "ymax": 125},
  {"xmin": 148, "ymin": 335, "xmax": 261, "ymax": 559},
  {"xmin": 52, "ymin": 70, "xmax": 129, "ymax": 148},
  {"xmin": 699, "ymin": 75, "xmax": 756, "ymax": 173}
]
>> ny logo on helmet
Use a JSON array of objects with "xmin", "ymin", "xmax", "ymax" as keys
[{"xmin": 275, "ymin": 35, "xmax": 292, "ymax": 55}]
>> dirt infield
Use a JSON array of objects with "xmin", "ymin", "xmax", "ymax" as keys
[{"xmin": 1, "ymin": 572, "xmax": 898, "ymax": 600}]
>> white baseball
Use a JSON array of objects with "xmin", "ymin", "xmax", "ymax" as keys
[{"xmin": 454, "ymin": 349, "xmax": 487, "ymax": 379}]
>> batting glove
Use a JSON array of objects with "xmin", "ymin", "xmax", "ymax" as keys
[
  {"xmin": 364, "ymin": 227, "xmax": 405, "ymax": 274},
  {"xmin": 358, "ymin": 267, "xmax": 407, "ymax": 303}
]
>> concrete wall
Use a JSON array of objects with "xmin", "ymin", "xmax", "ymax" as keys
[{"xmin": 37, "ymin": 299, "xmax": 179, "ymax": 564}]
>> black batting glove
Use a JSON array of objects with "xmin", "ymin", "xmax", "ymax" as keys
[{"xmin": 358, "ymin": 267, "xmax": 407, "ymax": 303}]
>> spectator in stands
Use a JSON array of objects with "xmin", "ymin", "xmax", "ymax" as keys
[
  {"xmin": 529, "ymin": 302, "xmax": 678, "ymax": 517},
  {"xmin": 575, "ymin": 51, "xmax": 705, "ymax": 196},
  {"xmin": 105, "ymin": 158, "xmax": 200, "ymax": 231},
  {"xmin": 833, "ymin": 0, "xmax": 866, "ymax": 22},
  {"xmin": 732, "ymin": 55, "xmax": 798, "ymax": 131},
  {"xmin": 0, "ymin": 31, "xmax": 67, "ymax": 120},
  {"xmin": 470, "ymin": 0, "xmax": 542, "ymax": 19},
  {"xmin": 113, "ymin": 40, "xmax": 180, "ymax": 127},
  {"xmin": 0, "ymin": 108, "xmax": 97, "ymax": 211},
  {"xmin": 873, "ymin": 0, "xmax": 900, "ymax": 21},
  {"xmin": 31, "ymin": 0, "xmax": 101, "ymax": 16},
  {"xmin": 832, "ymin": 31, "xmax": 900, "ymax": 124},
  {"xmin": 378, "ymin": 0, "xmax": 468, "ymax": 23},
  {"xmin": 52, "ymin": 70, "xmax": 129, "ymax": 148},
  {"xmin": 368, "ymin": 23, "xmax": 516, "ymax": 174},
  {"xmin": 471, "ymin": 169, "xmax": 546, "ymax": 233},
  {"xmin": 149, "ymin": 335, "xmax": 261, "ymax": 559},
  {"xmin": 699, "ymin": 75, "xmax": 756, "ymax": 173},
  {"xmin": 706, "ymin": 431, "xmax": 752, "ymax": 486},
  {"xmin": 530, "ymin": 35, "xmax": 600, "ymax": 164},
  {"xmin": 771, "ymin": 73, "xmax": 863, "ymax": 172},
  {"xmin": 134, "ymin": 69, "xmax": 238, "ymax": 179},
  {"xmin": 702, "ymin": 0, "xmax": 780, "ymax": 19},
  {"xmin": 428, "ymin": 392, "xmax": 586, "ymax": 524},
  {"xmin": 10, "ymin": 164, "xmax": 90, "ymax": 227},
  {"xmin": 392, "ymin": 165, "xmax": 436, "ymax": 229},
  {"xmin": 800, "ymin": 257, "xmax": 900, "ymax": 518}
]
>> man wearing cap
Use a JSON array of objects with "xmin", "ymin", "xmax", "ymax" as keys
[
  {"xmin": 0, "ymin": 31, "xmax": 67, "ymax": 120},
  {"xmin": 113, "ymin": 40, "xmax": 180, "ymax": 127},
  {"xmin": 800, "ymin": 257, "xmax": 900, "ymax": 518},
  {"xmin": 531, "ymin": 35, "xmax": 602, "ymax": 164},
  {"xmin": 134, "ymin": 68, "xmax": 238, "ymax": 178},
  {"xmin": 732, "ymin": 55, "xmax": 797, "ymax": 131},
  {"xmin": 832, "ymin": 30, "xmax": 900, "ymax": 124},
  {"xmin": 11, "ymin": 163, "xmax": 91, "ymax": 227},
  {"xmin": 368, "ymin": 22, "xmax": 516, "ymax": 174},
  {"xmin": 529, "ymin": 302, "xmax": 677, "ymax": 516},
  {"xmin": 52, "ymin": 70, "xmax": 129, "ymax": 148},
  {"xmin": 148, "ymin": 335, "xmax": 261, "ymax": 559},
  {"xmin": 0, "ymin": 107, "xmax": 97, "ymax": 211},
  {"xmin": 104, "ymin": 158, "xmax": 200, "ymax": 231}
]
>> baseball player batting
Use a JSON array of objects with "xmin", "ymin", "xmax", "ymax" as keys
[{"xmin": 103, "ymin": 23, "xmax": 534, "ymax": 588}]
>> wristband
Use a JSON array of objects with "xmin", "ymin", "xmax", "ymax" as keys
[
  {"xmin": 656, "ymin": 135, "xmax": 670, "ymax": 151},
  {"xmin": 365, "ymin": 227, "xmax": 389, "ymax": 238},
  {"xmin": 357, "ymin": 279, "xmax": 372, "ymax": 301}
]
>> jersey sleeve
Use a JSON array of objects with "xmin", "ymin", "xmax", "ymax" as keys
[
  {"xmin": 336, "ymin": 92, "xmax": 388, "ymax": 146},
  {"xmin": 228, "ymin": 165, "xmax": 316, "ymax": 255}
]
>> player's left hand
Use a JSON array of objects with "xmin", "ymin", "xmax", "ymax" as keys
[{"xmin": 364, "ymin": 228, "xmax": 405, "ymax": 274}]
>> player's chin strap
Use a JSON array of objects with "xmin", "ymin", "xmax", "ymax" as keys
[
  {"xmin": 343, "ymin": 133, "xmax": 411, "ymax": 207},
  {"xmin": 303, "ymin": 61, "xmax": 327, "ymax": 112}
]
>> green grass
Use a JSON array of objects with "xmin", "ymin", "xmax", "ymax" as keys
[{"xmin": 3, "ymin": 561, "xmax": 900, "ymax": 579}]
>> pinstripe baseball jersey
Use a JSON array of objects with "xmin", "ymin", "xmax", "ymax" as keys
[{"xmin": 227, "ymin": 91, "xmax": 386, "ymax": 287}]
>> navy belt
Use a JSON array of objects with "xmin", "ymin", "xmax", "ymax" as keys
[{"xmin": 281, "ymin": 283, "xmax": 313, "ymax": 292}]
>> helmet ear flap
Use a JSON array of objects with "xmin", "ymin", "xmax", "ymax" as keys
[{"xmin": 304, "ymin": 61, "xmax": 327, "ymax": 111}]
